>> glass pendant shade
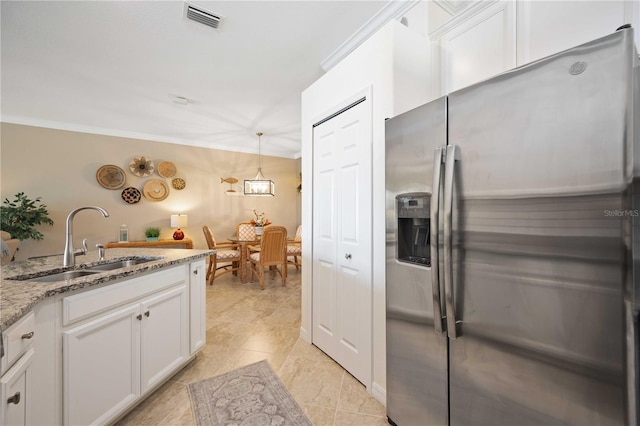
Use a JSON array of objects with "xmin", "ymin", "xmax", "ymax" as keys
[
  {"xmin": 244, "ymin": 168, "xmax": 275, "ymax": 196},
  {"xmin": 244, "ymin": 132, "xmax": 275, "ymax": 196}
]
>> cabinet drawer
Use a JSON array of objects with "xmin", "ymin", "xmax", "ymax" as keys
[
  {"xmin": 1, "ymin": 312, "xmax": 35, "ymax": 376},
  {"xmin": 62, "ymin": 265, "xmax": 187, "ymax": 326},
  {"xmin": 1, "ymin": 348, "xmax": 34, "ymax": 426}
]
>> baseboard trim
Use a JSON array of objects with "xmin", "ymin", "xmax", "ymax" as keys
[
  {"xmin": 299, "ymin": 326, "xmax": 310, "ymax": 343},
  {"xmin": 371, "ymin": 381, "xmax": 387, "ymax": 406}
]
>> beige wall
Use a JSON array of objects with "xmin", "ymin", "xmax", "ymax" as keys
[{"xmin": 1, "ymin": 123, "xmax": 300, "ymax": 261}]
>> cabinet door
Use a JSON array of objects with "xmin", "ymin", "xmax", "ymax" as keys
[
  {"xmin": 140, "ymin": 285, "xmax": 188, "ymax": 392},
  {"xmin": 63, "ymin": 304, "xmax": 140, "ymax": 426},
  {"xmin": 0, "ymin": 348, "xmax": 33, "ymax": 426},
  {"xmin": 189, "ymin": 260, "xmax": 206, "ymax": 354}
]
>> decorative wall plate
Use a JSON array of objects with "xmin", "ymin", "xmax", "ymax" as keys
[
  {"xmin": 121, "ymin": 187, "xmax": 142, "ymax": 204},
  {"xmin": 172, "ymin": 178, "xmax": 186, "ymax": 190},
  {"xmin": 157, "ymin": 161, "xmax": 177, "ymax": 178},
  {"xmin": 96, "ymin": 165, "xmax": 126, "ymax": 190},
  {"xmin": 143, "ymin": 179, "xmax": 170, "ymax": 201},
  {"xmin": 129, "ymin": 156, "xmax": 155, "ymax": 177}
]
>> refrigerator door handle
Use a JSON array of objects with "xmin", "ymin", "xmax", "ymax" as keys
[
  {"xmin": 444, "ymin": 144, "xmax": 460, "ymax": 339},
  {"xmin": 431, "ymin": 147, "xmax": 445, "ymax": 334}
]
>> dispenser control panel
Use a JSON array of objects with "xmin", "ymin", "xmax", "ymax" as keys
[{"xmin": 397, "ymin": 195, "xmax": 429, "ymax": 218}]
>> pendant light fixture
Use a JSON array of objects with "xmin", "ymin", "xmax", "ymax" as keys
[{"xmin": 244, "ymin": 132, "xmax": 275, "ymax": 196}]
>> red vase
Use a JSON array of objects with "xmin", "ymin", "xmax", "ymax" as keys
[{"xmin": 173, "ymin": 228, "xmax": 185, "ymax": 240}]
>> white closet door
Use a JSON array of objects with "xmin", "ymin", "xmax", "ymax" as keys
[{"xmin": 312, "ymin": 98, "xmax": 372, "ymax": 386}]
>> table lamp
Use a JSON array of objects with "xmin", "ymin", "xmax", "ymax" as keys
[{"xmin": 170, "ymin": 214, "xmax": 188, "ymax": 240}]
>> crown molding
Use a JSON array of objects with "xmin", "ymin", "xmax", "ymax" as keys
[
  {"xmin": 0, "ymin": 116, "xmax": 299, "ymax": 159},
  {"xmin": 320, "ymin": 0, "xmax": 421, "ymax": 72},
  {"xmin": 434, "ymin": 0, "xmax": 473, "ymax": 16},
  {"xmin": 429, "ymin": 0, "xmax": 497, "ymax": 40}
]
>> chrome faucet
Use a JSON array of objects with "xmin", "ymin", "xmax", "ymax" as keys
[
  {"xmin": 63, "ymin": 206, "xmax": 110, "ymax": 267},
  {"xmin": 96, "ymin": 244, "xmax": 105, "ymax": 261}
]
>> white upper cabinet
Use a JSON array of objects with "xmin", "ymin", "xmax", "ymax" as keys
[
  {"xmin": 517, "ymin": 1, "xmax": 631, "ymax": 65},
  {"xmin": 429, "ymin": 0, "xmax": 638, "ymax": 96},
  {"xmin": 438, "ymin": 1, "xmax": 516, "ymax": 93}
]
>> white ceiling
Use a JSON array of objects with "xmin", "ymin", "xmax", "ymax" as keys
[{"xmin": 1, "ymin": 0, "xmax": 394, "ymax": 158}]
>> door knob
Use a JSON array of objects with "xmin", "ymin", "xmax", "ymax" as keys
[
  {"xmin": 7, "ymin": 392, "xmax": 20, "ymax": 405},
  {"xmin": 345, "ymin": 253, "xmax": 352, "ymax": 260}
]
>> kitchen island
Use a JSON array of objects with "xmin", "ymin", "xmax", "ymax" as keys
[{"xmin": 0, "ymin": 247, "xmax": 213, "ymax": 425}]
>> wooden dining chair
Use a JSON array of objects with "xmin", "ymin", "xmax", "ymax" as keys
[
  {"xmin": 248, "ymin": 226, "xmax": 287, "ymax": 289},
  {"xmin": 236, "ymin": 221, "xmax": 260, "ymax": 263},
  {"xmin": 286, "ymin": 224, "xmax": 302, "ymax": 270},
  {"xmin": 236, "ymin": 222, "xmax": 256, "ymax": 241},
  {"xmin": 202, "ymin": 225, "xmax": 241, "ymax": 285}
]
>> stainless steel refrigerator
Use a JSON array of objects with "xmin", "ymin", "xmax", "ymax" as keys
[{"xmin": 385, "ymin": 27, "xmax": 639, "ymax": 425}]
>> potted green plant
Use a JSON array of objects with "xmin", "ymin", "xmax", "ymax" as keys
[
  {"xmin": 0, "ymin": 192, "xmax": 54, "ymax": 240},
  {"xmin": 144, "ymin": 227, "xmax": 161, "ymax": 242}
]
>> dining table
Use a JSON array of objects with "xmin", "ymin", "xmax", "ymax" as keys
[{"xmin": 228, "ymin": 236, "xmax": 260, "ymax": 282}]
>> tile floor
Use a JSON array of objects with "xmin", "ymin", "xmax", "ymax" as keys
[{"xmin": 116, "ymin": 266, "xmax": 387, "ymax": 425}]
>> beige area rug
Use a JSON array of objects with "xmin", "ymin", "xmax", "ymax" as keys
[{"xmin": 188, "ymin": 360, "xmax": 312, "ymax": 426}]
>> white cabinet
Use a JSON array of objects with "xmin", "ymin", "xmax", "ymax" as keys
[
  {"xmin": 517, "ymin": 0, "xmax": 631, "ymax": 66},
  {"xmin": 0, "ymin": 311, "xmax": 36, "ymax": 426},
  {"xmin": 189, "ymin": 260, "xmax": 206, "ymax": 354},
  {"xmin": 62, "ymin": 265, "xmax": 189, "ymax": 426},
  {"xmin": 434, "ymin": 1, "xmax": 516, "ymax": 94},
  {"xmin": 31, "ymin": 298, "xmax": 59, "ymax": 426},
  {"xmin": 0, "ymin": 349, "xmax": 33, "ymax": 426},
  {"xmin": 141, "ymin": 285, "xmax": 188, "ymax": 392},
  {"xmin": 0, "ymin": 312, "xmax": 35, "ymax": 377},
  {"xmin": 63, "ymin": 304, "xmax": 140, "ymax": 426},
  {"xmin": 1, "ymin": 259, "xmax": 207, "ymax": 426},
  {"xmin": 428, "ymin": 0, "xmax": 637, "ymax": 96}
]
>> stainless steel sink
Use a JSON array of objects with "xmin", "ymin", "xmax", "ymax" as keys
[
  {"xmin": 85, "ymin": 257, "xmax": 159, "ymax": 271},
  {"xmin": 25, "ymin": 270, "xmax": 100, "ymax": 282},
  {"xmin": 10, "ymin": 256, "xmax": 163, "ymax": 282}
]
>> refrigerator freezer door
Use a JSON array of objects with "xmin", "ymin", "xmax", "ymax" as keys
[
  {"xmin": 446, "ymin": 30, "xmax": 634, "ymax": 424},
  {"xmin": 385, "ymin": 97, "xmax": 448, "ymax": 425}
]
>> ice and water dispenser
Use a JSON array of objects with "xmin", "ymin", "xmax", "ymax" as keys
[{"xmin": 396, "ymin": 193, "xmax": 430, "ymax": 266}]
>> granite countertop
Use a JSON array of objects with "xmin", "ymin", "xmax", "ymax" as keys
[{"xmin": 0, "ymin": 247, "xmax": 214, "ymax": 333}]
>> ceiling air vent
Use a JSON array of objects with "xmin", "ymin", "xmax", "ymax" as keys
[{"xmin": 184, "ymin": 3, "xmax": 223, "ymax": 30}]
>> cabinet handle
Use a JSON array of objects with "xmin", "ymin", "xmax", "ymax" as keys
[
  {"xmin": 137, "ymin": 314, "xmax": 142, "ymax": 321},
  {"xmin": 21, "ymin": 331, "xmax": 34, "ymax": 340},
  {"xmin": 345, "ymin": 253, "xmax": 352, "ymax": 260},
  {"xmin": 193, "ymin": 269, "xmax": 198, "ymax": 275},
  {"xmin": 144, "ymin": 311, "xmax": 150, "ymax": 317},
  {"xmin": 7, "ymin": 392, "xmax": 20, "ymax": 405}
]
